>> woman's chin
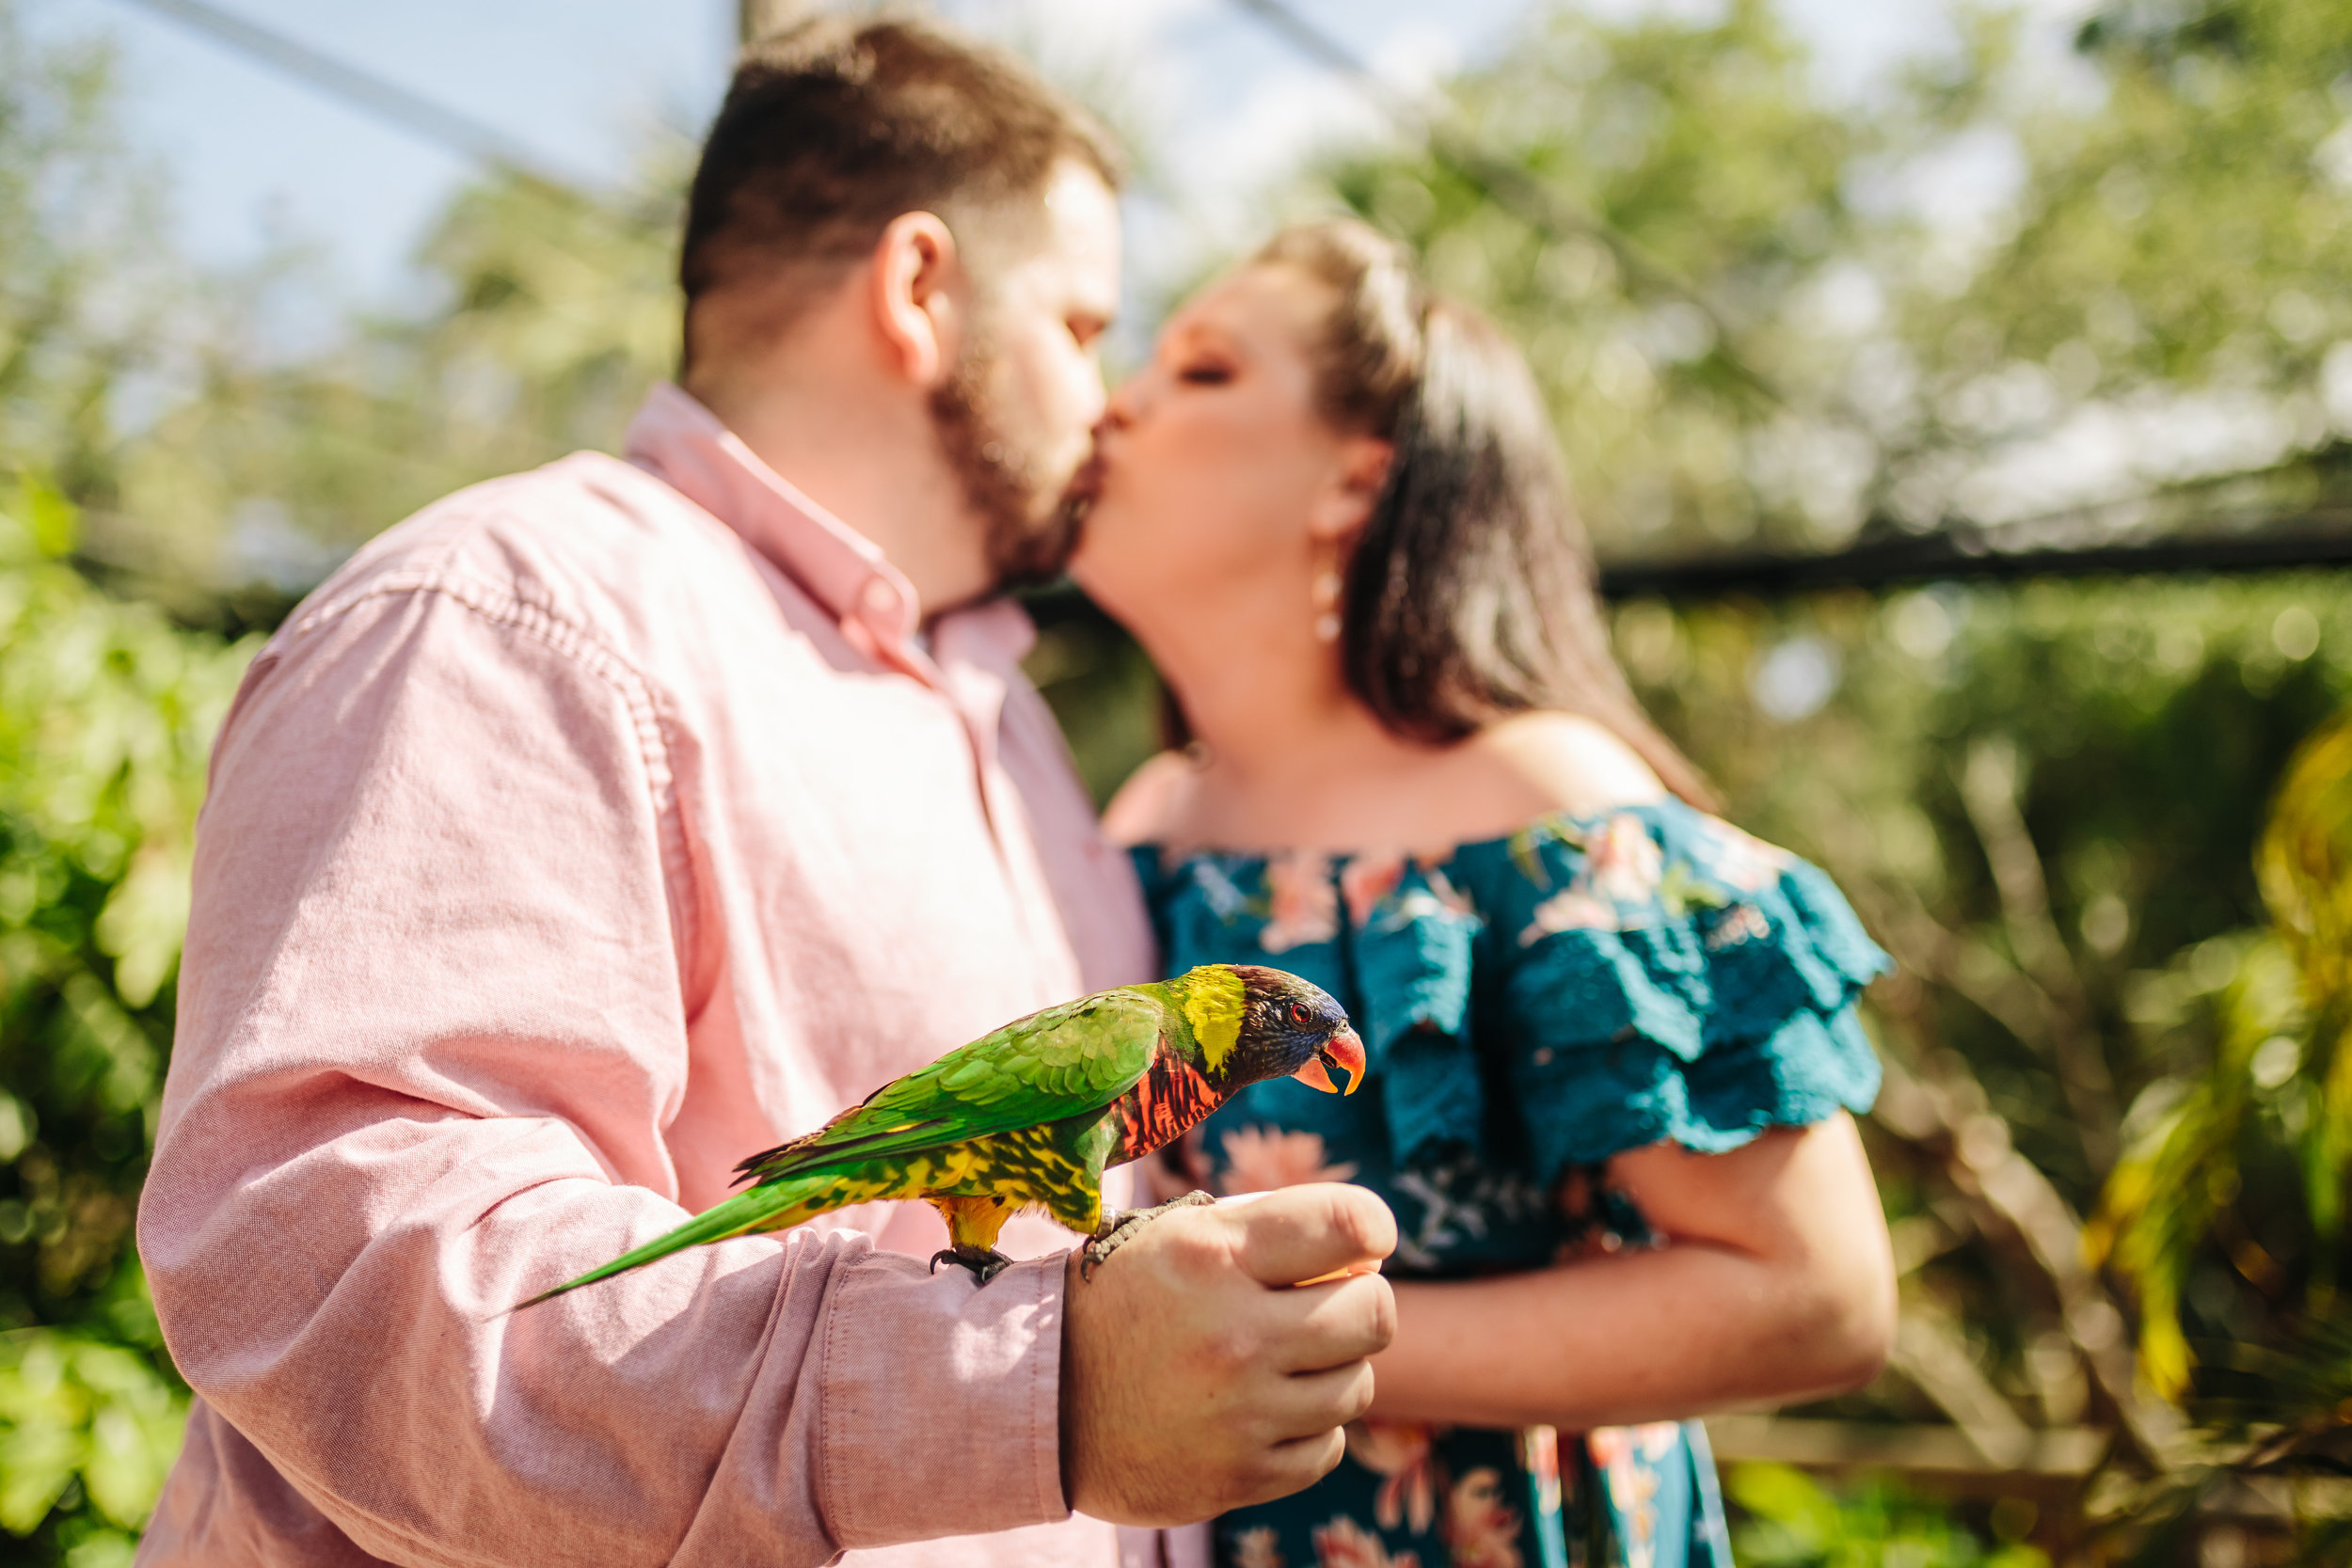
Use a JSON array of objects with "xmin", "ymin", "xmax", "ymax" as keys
[
  {"xmin": 1070, "ymin": 499, "xmax": 1195, "ymax": 631},
  {"xmin": 1065, "ymin": 507, "xmax": 1121, "ymax": 592},
  {"xmin": 1067, "ymin": 545, "xmax": 1154, "ymax": 634},
  {"xmin": 1065, "ymin": 552, "xmax": 1121, "ymax": 613}
]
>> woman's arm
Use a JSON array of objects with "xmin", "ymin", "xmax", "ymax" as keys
[{"xmin": 1367, "ymin": 1114, "xmax": 1895, "ymax": 1431}]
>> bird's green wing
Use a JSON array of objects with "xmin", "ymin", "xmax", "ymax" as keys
[{"xmin": 736, "ymin": 986, "xmax": 1168, "ymax": 1184}]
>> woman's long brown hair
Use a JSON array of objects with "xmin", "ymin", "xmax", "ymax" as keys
[{"xmin": 1250, "ymin": 219, "xmax": 1713, "ymax": 808}]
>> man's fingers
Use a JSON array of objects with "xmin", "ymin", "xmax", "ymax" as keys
[
  {"xmin": 1251, "ymin": 1271, "xmax": 1396, "ymax": 1373},
  {"xmin": 1248, "ymin": 1357, "xmax": 1379, "ymax": 1445},
  {"xmin": 1233, "ymin": 1427, "xmax": 1350, "ymax": 1511},
  {"xmin": 1226, "ymin": 1182, "xmax": 1396, "ymax": 1287}
]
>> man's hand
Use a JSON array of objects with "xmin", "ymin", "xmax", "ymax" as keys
[{"xmin": 1059, "ymin": 1183, "xmax": 1397, "ymax": 1527}]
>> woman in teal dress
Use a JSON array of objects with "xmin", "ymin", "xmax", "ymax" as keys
[{"xmin": 1069, "ymin": 221, "xmax": 1898, "ymax": 1568}]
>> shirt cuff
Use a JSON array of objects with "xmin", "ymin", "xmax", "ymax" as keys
[{"xmin": 816, "ymin": 1249, "xmax": 1070, "ymax": 1550}]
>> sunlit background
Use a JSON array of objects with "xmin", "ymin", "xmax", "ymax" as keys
[{"xmin": 2, "ymin": 1, "xmax": 2349, "ymax": 1562}]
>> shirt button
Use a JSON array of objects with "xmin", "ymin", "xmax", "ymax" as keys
[{"xmin": 862, "ymin": 578, "xmax": 899, "ymax": 617}]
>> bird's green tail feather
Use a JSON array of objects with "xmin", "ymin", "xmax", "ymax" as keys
[{"xmin": 515, "ymin": 1173, "xmax": 841, "ymax": 1310}]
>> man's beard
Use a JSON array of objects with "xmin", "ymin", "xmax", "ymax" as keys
[{"xmin": 929, "ymin": 338, "xmax": 1089, "ymax": 593}]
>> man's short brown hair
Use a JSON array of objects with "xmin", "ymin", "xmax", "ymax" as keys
[{"xmin": 680, "ymin": 14, "xmax": 1121, "ymax": 336}]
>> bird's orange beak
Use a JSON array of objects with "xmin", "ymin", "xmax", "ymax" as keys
[{"xmin": 1294, "ymin": 1026, "xmax": 1366, "ymax": 1096}]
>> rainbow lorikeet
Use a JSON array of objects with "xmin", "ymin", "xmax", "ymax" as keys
[{"xmin": 521, "ymin": 964, "xmax": 1364, "ymax": 1304}]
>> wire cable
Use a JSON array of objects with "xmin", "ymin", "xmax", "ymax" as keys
[
  {"xmin": 103, "ymin": 0, "xmax": 598, "ymax": 200},
  {"xmin": 1224, "ymin": 0, "xmax": 1794, "ymax": 410}
]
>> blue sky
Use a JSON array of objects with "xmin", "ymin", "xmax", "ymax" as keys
[
  {"xmin": 23, "ymin": 0, "xmax": 2079, "ymax": 318},
  {"xmin": 24, "ymin": 1, "xmax": 731, "ymax": 301}
]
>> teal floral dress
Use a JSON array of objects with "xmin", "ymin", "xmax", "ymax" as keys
[{"xmin": 1130, "ymin": 800, "xmax": 1889, "ymax": 1568}]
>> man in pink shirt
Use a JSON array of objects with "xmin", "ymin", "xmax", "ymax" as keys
[{"xmin": 135, "ymin": 18, "xmax": 1394, "ymax": 1568}]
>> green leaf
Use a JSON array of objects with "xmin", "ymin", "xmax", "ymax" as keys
[{"xmin": 0, "ymin": 1330, "xmax": 185, "ymax": 1538}]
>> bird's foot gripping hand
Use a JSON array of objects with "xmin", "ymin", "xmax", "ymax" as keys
[
  {"xmin": 930, "ymin": 1243, "xmax": 1016, "ymax": 1285},
  {"xmin": 1081, "ymin": 1190, "xmax": 1217, "ymax": 1281}
]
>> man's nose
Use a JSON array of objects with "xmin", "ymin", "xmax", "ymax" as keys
[{"xmin": 1072, "ymin": 353, "xmax": 1110, "ymax": 432}]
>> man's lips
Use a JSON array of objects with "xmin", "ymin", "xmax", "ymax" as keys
[{"xmin": 1060, "ymin": 453, "xmax": 1105, "ymax": 515}]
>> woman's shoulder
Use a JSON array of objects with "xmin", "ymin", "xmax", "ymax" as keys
[
  {"xmin": 1447, "ymin": 710, "xmax": 1671, "ymax": 824},
  {"xmin": 1107, "ymin": 713, "xmax": 1672, "ymax": 861},
  {"xmin": 1370, "ymin": 711, "xmax": 1671, "ymax": 853}
]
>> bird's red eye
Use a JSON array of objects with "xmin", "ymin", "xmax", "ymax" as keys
[{"xmin": 1289, "ymin": 1001, "xmax": 1311, "ymax": 1025}]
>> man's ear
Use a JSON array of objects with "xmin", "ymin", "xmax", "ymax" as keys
[
  {"xmin": 867, "ymin": 212, "xmax": 966, "ymax": 388},
  {"xmin": 1307, "ymin": 436, "xmax": 1395, "ymax": 546}
]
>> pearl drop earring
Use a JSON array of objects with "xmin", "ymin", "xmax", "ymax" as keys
[{"xmin": 1311, "ymin": 561, "xmax": 1343, "ymax": 644}]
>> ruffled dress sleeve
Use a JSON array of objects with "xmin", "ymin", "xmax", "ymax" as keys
[{"xmin": 1455, "ymin": 801, "xmax": 1889, "ymax": 1187}]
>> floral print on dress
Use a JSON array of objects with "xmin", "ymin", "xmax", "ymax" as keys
[
  {"xmin": 1518, "ymin": 1427, "xmax": 1561, "ymax": 1520},
  {"xmin": 1410, "ymin": 865, "xmax": 1481, "ymax": 924},
  {"xmin": 1704, "ymin": 901, "xmax": 1772, "ymax": 951},
  {"xmin": 1387, "ymin": 1153, "xmax": 1549, "ymax": 1273},
  {"xmin": 1315, "ymin": 1516, "xmax": 1423, "ymax": 1568},
  {"xmin": 1232, "ymin": 1527, "xmax": 1289, "ymax": 1568},
  {"xmin": 1353, "ymin": 855, "xmax": 1485, "ymax": 940},
  {"xmin": 1588, "ymin": 1425, "xmax": 1685, "ymax": 1568},
  {"xmin": 1513, "ymin": 811, "xmax": 1774, "ymax": 944},
  {"xmin": 1179, "ymin": 856, "xmax": 1263, "ymax": 928},
  {"xmin": 1586, "ymin": 815, "xmax": 1665, "ymax": 902},
  {"xmin": 1218, "ymin": 1126, "xmax": 1360, "ymax": 1195},
  {"xmin": 1688, "ymin": 816, "xmax": 1792, "ymax": 893},
  {"xmin": 1261, "ymin": 851, "xmax": 1340, "ymax": 952},
  {"xmin": 1342, "ymin": 852, "xmax": 1407, "ymax": 926},
  {"xmin": 1440, "ymin": 1468, "xmax": 1524, "ymax": 1568},
  {"xmin": 1345, "ymin": 1421, "xmax": 1440, "ymax": 1534},
  {"xmin": 1518, "ymin": 883, "xmax": 1618, "ymax": 942},
  {"xmin": 1518, "ymin": 814, "xmax": 1663, "ymax": 942},
  {"xmin": 1200, "ymin": 845, "xmax": 1492, "ymax": 949}
]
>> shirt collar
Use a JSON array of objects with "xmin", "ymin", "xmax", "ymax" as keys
[{"xmin": 624, "ymin": 382, "xmax": 926, "ymax": 659}]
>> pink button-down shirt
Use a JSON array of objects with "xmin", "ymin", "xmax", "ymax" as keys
[{"xmin": 135, "ymin": 384, "xmax": 1159, "ymax": 1567}]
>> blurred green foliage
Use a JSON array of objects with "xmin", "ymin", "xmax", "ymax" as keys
[
  {"xmin": 1730, "ymin": 1464, "xmax": 2049, "ymax": 1568},
  {"xmin": 0, "ymin": 1328, "xmax": 186, "ymax": 1563},
  {"xmin": 1633, "ymin": 578, "xmax": 2350, "ymax": 1560},
  {"xmin": 0, "ymin": 1, "xmax": 682, "ymax": 630},
  {"xmin": 1321, "ymin": 0, "xmax": 1882, "ymax": 551},
  {"xmin": 1308, "ymin": 0, "xmax": 2352, "ymax": 547},
  {"xmin": 0, "ymin": 12, "xmax": 265, "ymax": 1555},
  {"xmin": 0, "ymin": 470, "xmax": 250, "ymax": 1558},
  {"xmin": 107, "ymin": 163, "xmax": 683, "ymax": 604},
  {"xmin": 2074, "ymin": 707, "xmax": 2352, "ymax": 1540}
]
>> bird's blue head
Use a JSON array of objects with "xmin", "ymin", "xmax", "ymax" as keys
[{"xmin": 1230, "ymin": 966, "xmax": 1365, "ymax": 1096}]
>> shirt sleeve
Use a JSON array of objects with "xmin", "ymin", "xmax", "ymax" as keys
[{"xmin": 138, "ymin": 577, "xmax": 1070, "ymax": 1567}]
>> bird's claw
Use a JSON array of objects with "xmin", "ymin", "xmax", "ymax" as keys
[
  {"xmin": 930, "ymin": 1245, "xmax": 1014, "ymax": 1285},
  {"xmin": 1080, "ymin": 1189, "xmax": 1216, "ymax": 1281}
]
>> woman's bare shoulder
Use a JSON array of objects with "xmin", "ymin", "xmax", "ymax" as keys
[
  {"xmin": 1454, "ymin": 711, "xmax": 1669, "ymax": 820},
  {"xmin": 1101, "ymin": 750, "xmax": 1200, "ymax": 847},
  {"xmin": 1101, "ymin": 715, "xmax": 1667, "ymax": 856}
]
